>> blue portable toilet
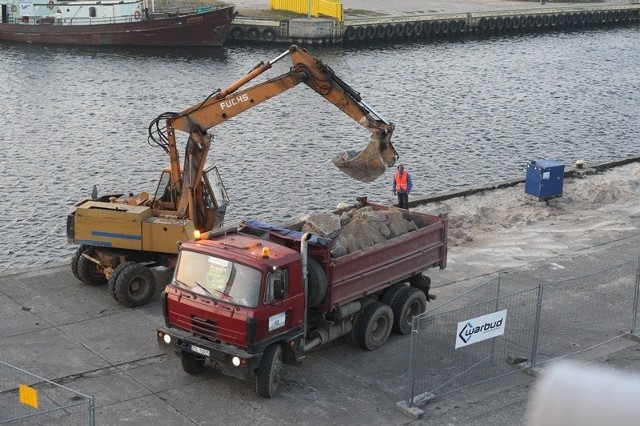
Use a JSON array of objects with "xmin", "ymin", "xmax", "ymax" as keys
[{"xmin": 525, "ymin": 160, "xmax": 565, "ymax": 200}]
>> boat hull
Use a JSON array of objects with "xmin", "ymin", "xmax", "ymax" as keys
[{"xmin": 0, "ymin": 7, "xmax": 235, "ymax": 46}]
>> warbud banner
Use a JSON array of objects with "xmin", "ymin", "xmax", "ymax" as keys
[{"xmin": 455, "ymin": 309, "xmax": 508, "ymax": 349}]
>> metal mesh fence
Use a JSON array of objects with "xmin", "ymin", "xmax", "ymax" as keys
[
  {"xmin": 405, "ymin": 257, "xmax": 640, "ymax": 409},
  {"xmin": 0, "ymin": 361, "xmax": 94, "ymax": 425},
  {"xmin": 408, "ymin": 276, "xmax": 538, "ymax": 406},
  {"xmin": 533, "ymin": 258, "xmax": 640, "ymax": 366}
]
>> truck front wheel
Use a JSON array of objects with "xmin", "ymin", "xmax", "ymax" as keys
[
  {"xmin": 181, "ymin": 351, "xmax": 205, "ymax": 374},
  {"xmin": 356, "ymin": 301, "xmax": 393, "ymax": 351},
  {"xmin": 256, "ymin": 344, "xmax": 283, "ymax": 398},
  {"xmin": 391, "ymin": 286, "xmax": 427, "ymax": 335},
  {"xmin": 113, "ymin": 263, "xmax": 156, "ymax": 307}
]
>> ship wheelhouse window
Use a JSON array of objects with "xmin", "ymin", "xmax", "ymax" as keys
[{"xmin": 89, "ymin": 7, "xmax": 96, "ymax": 17}]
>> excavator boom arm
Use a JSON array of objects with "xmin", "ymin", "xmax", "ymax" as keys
[{"xmin": 166, "ymin": 45, "xmax": 397, "ymax": 182}]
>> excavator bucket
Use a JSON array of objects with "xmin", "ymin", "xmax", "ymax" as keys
[{"xmin": 332, "ymin": 130, "xmax": 398, "ymax": 182}]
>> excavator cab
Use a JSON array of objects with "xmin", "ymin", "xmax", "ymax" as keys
[{"xmin": 152, "ymin": 165, "xmax": 229, "ymax": 231}]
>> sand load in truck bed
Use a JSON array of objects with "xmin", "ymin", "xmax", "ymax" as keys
[{"xmin": 301, "ymin": 206, "xmax": 418, "ymax": 258}]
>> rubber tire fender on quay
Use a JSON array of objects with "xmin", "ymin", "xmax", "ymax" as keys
[
  {"xmin": 247, "ymin": 28, "xmax": 260, "ymax": 40},
  {"xmin": 384, "ymin": 24, "xmax": 394, "ymax": 39},
  {"xmin": 262, "ymin": 28, "xmax": 277, "ymax": 42},
  {"xmin": 401, "ymin": 22, "xmax": 412, "ymax": 37},
  {"xmin": 448, "ymin": 19, "xmax": 458, "ymax": 34},
  {"xmin": 440, "ymin": 20, "xmax": 449, "ymax": 34},
  {"xmin": 431, "ymin": 20, "xmax": 441, "ymax": 35},
  {"xmin": 394, "ymin": 23, "xmax": 404, "ymax": 37},
  {"xmin": 344, "ymin": 26, "xmax": 356, "ymax": 41},
  {"xmin": 365, "ymin": 25, "xmax": 376, "ymax": 40},
  {"xmin": 229, "ymin": 26, "xmax": 244, "ymax": 39},
  {"xmin": 413, "ymin": 21, "xmax": 423, "ymax": 36},
  {"xmin": 422, "ymin": 21, "xmax": 432, "ymax": 36}
]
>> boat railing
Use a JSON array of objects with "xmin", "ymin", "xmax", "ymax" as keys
[{"xmin": 7, "ymin": 15, "xmax": 140, "ymax": 25}]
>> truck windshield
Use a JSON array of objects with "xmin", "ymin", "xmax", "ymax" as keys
[{"xmin": 173, "ymin": 250, "xmax": 262, "ymax": 308}]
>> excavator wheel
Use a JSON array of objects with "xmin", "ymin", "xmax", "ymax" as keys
[
  {"xmin": 72, "ymin": 246, "xmax": 107, "ymax": 286},
  {"xmin": 108, "ymin": 261, "xmax": 137, "ymax": 300},
  {"xmin": 113, "ymin": 263, "xmax": 157, "ymax": 307},
  {"xmin": 70, "ymin": 245, "xmax": 85, "ymax": 281}
]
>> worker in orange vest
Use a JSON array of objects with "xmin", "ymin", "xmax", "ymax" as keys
[{"xmin": 392, "ymin": 163, "xmax": 413, "ymax": 210}]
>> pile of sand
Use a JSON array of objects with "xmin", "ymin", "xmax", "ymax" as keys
[
  {"xmin": 414, "ymin": 162, "xmax": 640, "ymax": 247},
  {"xmin": 301, "ymin": 206, "xmax": 418, "ymax": 257}
]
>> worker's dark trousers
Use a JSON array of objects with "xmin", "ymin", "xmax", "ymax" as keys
[{"xmin": 397, "ymin": 192, "xmax": 409, "ymax": 210}]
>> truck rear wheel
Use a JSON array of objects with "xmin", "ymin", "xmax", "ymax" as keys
[
  {"xmin": 391, "ymin": 287, "xmax": 427, "ymax": 335},
  {"xmin": 113, "ymin": 263, "xmax": 156, "ymax": 307},
  {"xmin": 256, "ymin": 344, "xmax": 283, "ymax": 398},
  {"xmin": 75, "ymin": 248, "xmax": 107, "ymax": 286},
  {"xmin": 181, "ymin": 351, "xmax": 205, "ymax": 374},
  {"xmin": 356, "ymin": 301, "xmax": 393, "ymax": 351},
  {"xmin": 381, "ymin": 283, "xmax": 407, "ymax": 307}
]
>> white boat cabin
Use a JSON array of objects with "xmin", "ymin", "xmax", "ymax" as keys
[{"xmin": 0, "ymin": 0, "xmax": 144, "ymax": 25}]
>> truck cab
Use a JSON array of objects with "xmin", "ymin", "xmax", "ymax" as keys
[{"xmin": 159, "ymin": 229, "xmax": 309, "ymax": 391}]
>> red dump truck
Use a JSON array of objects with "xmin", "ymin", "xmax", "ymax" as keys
[{"xmin": 157, "ymin": 198, "xmax": 448, "ymax": 398}]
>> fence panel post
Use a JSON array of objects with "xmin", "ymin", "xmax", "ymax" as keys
[
  {"xmin": 631, "ymin": 256, "xmax": 640, "ymax": 336},
  {"xmin": 408, "ymin": 314, "xmax": 420, "ymax": 407},
  {"xmin": 530, "ymin": 282, "xmax": 544, "ymax": 369}
]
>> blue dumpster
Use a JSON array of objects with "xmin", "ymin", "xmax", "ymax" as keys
[{"xmin": 525, "ymin": 160, "xmax": 564, "ymax": 199}]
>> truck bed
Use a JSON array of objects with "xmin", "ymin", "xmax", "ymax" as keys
[{"xmin": 241, "ymin": 199, "xmax": 448, "ymax": 312}]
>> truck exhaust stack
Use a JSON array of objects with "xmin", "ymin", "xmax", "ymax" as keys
[{"xmin": 333, "ymin": 130, "xmax": 398, "ymax": 182}]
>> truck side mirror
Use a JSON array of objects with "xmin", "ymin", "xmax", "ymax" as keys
[{"xmin": 273, "ymin": 279, "xmax": 285, "ymax": 300}]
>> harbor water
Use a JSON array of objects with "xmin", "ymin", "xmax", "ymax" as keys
[{"xmin": 1, "ymin": 26, "xmax": 639, "ymax": 273}]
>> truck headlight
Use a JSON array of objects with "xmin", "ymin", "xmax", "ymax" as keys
[
  {"xmin": 163, "ymin": 334, "xmax": 172, "ymax": 344},
  {"xmin": 232, "ymin": 356, "xmax": 241, "ymax": 367}
]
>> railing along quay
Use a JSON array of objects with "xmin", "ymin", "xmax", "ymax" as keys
[{"xmin": 227, "ymin": 4, "xmax": 640, "ymax": 45}]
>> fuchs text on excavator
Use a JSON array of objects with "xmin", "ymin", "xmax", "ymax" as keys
[{"xmin": 67, "ymin": 45, "xmax": 398, "ymax": 308}]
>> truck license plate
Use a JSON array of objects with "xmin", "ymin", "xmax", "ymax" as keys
[{"xmin": 190, "ymin": 345, "xmax": 210, "ymax": 357}]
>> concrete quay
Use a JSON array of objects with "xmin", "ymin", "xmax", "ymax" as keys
[{"xmin": 226, "ymin": 0, "xmax": 640, "ymax": 45}]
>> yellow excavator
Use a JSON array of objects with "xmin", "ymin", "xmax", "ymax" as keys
[{"xmin": 67, "ymin": 45, "xmax": 398, "ymax": 308}]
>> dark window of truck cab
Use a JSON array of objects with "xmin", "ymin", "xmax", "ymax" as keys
[
  {"xmin": 89, "ymin": 7, "xmax": 96, "ymax": 17},
  {"xmin": 265, "ymin": 269, "xmax": 287, "ymax": 304}
]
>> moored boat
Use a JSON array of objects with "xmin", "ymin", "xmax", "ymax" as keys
[{"xmin": 0, "ymin": 0, "xmax": 235, "ymax": 46}]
